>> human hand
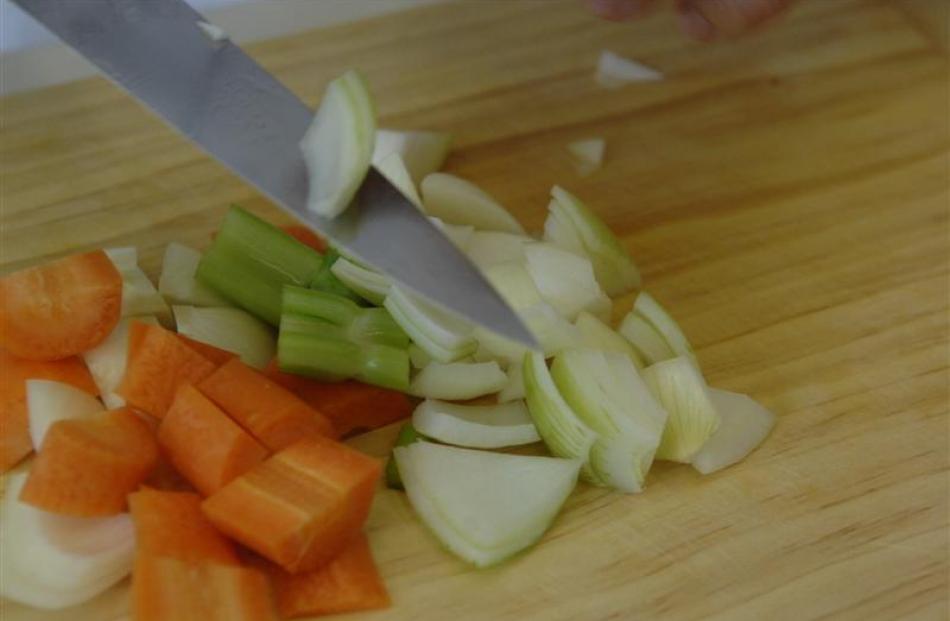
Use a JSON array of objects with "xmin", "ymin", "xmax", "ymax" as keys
[{"xmin": 584, "ymin": 0, "xmax": 796, "ymax": 41}]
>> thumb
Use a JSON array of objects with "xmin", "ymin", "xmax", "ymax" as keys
[
  {"xmin": 584, "ymin": 0, "xmax": 658, "ymax": 21},
  {"xmin": 677, "ymin": 0, "xmax": 794, "ymax": 40}
]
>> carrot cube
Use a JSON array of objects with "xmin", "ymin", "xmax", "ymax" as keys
[{"xmin": 177, "ymin": 334, "xmax": 238, "ymax": 366}]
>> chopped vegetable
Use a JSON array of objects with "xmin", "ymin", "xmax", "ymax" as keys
[
  {"xmin": 202, "ymin": 437, "xmax": 382, "ymax": 573},
  {"xmin": 551, "ymin": 350, "xmax": 667, "ymax": 492},
  {"xmin": 1, "ymin": 351, "xmax": 98, "ymax": 472},
  {"xmin": 465, "ymin": 231, "xmax": 532, "ymax": 270},
  {"xmin": 420, "ymin": 172, "xmax": 525, "ymax": 234},
  {"xmin": 158, "ymin": 242, "xmax": 231, "ymax": 307},
  {"xmin": 104, "ymin": 246, "xmax": 138, "ymax": 272},
  {"xmin": 197, "ymin": 206, "xmax": 322, "ymax": 325},
  {"xmin": 408, "ymin": 343, "xmax": 433, "ymax": 369},
  {"xmin": 301, "ymin": 70, "xmax": 376, "ymax": 218},
  {"xmin": 178, "ymin": 333, "xmax": 238, "ymax": 366},
  {"xmin": 574, "ymin": 311, "xmax": 643, "ymax": 369},
  {"xmin": 412, "ymin": 399, "xmax": 540, "ymax": 449},
  {"xmin": 199, "ymin": 358, "xmax": 335, "ymax": 450},
  {"xmin": 133, "ymin": 557, "xmax": 277, "ymax": 621},
  {"xmin": 280, "ymin": 225, "xmax": 328, "ymax": 253},
  {"xmin": 409, "ymin": 360, "xmax": 507, "ymax": 400},
  {"xmin": 173, "ymin": 305, "xmax": 275, "ymax": 370},
  {"xmin": 375, "ymin": 151, "xmax": 423, "ymax": 207},
  {"xmin": 692, "ymin": 388, "xmax": 776, "ymax": 475},
  {"xmin": 544, "ymin": 186, "xmax": 640, "ymax": 296},
  {"xmin": 394, "ymin": 442, "xmax": 580, "ymax": 567},
  {"xmin": 0, "ymin": 249, "xmax": 122, "ymax": 360},
  {"xmin": 498, "ymin": 361, "xmax": 526, "ymax": 403},
  {"xmin": 116, "ymin": 263, "xmax": 174, "ymax": 327},
  {"xmin": 568, "ymin": 137, "xmax": 605, "ymax": 175},
  {"xmin": 524, "ymin": 242, "xmax": 612, "ymax": 321},
  {"xmin": 20, "ymin": 407, "xmax": 159, "ymax": 516},
  {"xmin": 83, "ymin": 316, "xmax": 160, "ymax": 409},
  {"xmin": 471, "ymin": 302, "xmax": 582, "ymax": 369},
  {"xmin": 117, "ymin": 322, "xmax": 217, "ymax": 418},
  {"xmin": 26, "ymin": 379, "xmax": 103, "ymax": 450},
  {"xmin": 618, "ymin": 313, "xmax": 675, "ymax": 363},
  {"xmin": 329, "ymin": 257, "xmax": 391, "ymax": 305},
  {"xmin": 483, "ymin": 261, "xmax": 544, "ymax": 310},
  {"xmin": 158, "ymin": 384, "xmax": 268, "ymax": 496},
  {"xmin": 1, "ymin": 470, "xmax": 135, "ymax": 610},
  {"xmin": 429, "ymin": 217, "xmax": 475, "ymax": 251},
  {"xmin": 619, "ymin": 291, "xmax": 696, "ymax": 366},
  {"xmin": 372, "ymin": 128, "xmax": 452, "ymax": 185},
  {"xmin": 309, "ymin": 247, "xmax": 361, "ymax": 302},
  {"xmin": 385, "ymin": 422, "xmax": 423, "ymax": 489},
  {"xmin": 595, "ymin": 50, "xmax": 663, "ymax": 87},
  {"xmin": 384, "ymin": 285, "xmax": 476, "ymax": 363},
  {"xmin": 196, "ymin": 20, "xmax": 229, "ymax": 43},
  {"xmin": 128, "ymin": 488, "xmax": 240, "ymax": 564},
  {"xmin": 642, "ymin": 356, "xmax": 720, "ymax": 463}
]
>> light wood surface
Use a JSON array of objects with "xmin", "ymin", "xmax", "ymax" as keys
[{"xmin": 1, "ymin": 1, "xmax": 947, "ymax": 620}]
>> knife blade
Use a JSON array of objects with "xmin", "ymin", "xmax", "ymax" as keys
[{"xmin": 11, "ymin": 0, "xmax": 537, "ymax": 348}]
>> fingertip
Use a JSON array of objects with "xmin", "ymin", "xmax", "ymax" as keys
[
  {"xmin": 678, "ymin": 9, "xmax": 716, "ymax": 41},
  {"xmin": 586, "ymin": 0, "xmax": 653, "ymax": 22}
]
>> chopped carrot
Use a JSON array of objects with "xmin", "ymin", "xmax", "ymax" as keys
[
  {"xmin": 159, "ymin": 385, "xmax": 268, "ymax": 496},
  {"xmin": 0, "ymin": 350, "xmax": 98, "ymax": 472},
  {"xmin": 118, "ymin": 323, "xmax": 217, "ymax": 418},
  {"xmin": 280, "ymin": 225, "xmax": 327, "ymax": 253},
  {"xmin": 264, "ymin": 359, "xmax": 412, "ymax": 437},
  {"xmin": 145, "ymin": 453, "xmax": 196, "ymax": 492},
  {"xmin": 202, "ymin": 437, "xmax": 381, "ymax": 573},
  {"xmin": 0, "ymin": 250, "xmax": 122, "ymax": 361},
  {"xmin": 19, "ymin": 407, "xmax": 158, "ymax": 516},
  {"xmin": 129, "ymin": 488, "xmax": 240, "ymax": 565},
  {"xmin": 178, "ymin": 334, "xmax": 237, "ymax": 366},
  {"xmin": 199, "ymin": 359, "xmax": 335, "ymax": 451},
  {"xmin": 133, "ymin": 556, "xmax": 278, "ymax": 621},
  {"xmin": 263, "ymin": 534, "xmax": 390, "ymax": 618}
]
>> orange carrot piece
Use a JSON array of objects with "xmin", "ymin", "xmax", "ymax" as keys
[
  {"xmin": 264, "ymin": 534, "xmax": 390, "ymax": 618},
  {"xmin": 0, "ymin": 350, "xmax": 98, "ymax": 472},
  {"xmin": 264, "ymin": 359, "xmax": 412, "ymax": 437},
  {"xmin": 178, "ymin": 334, "xmax": 237, "ymax": 366},
  {"xmin": 133, "ymin": 556, "xmax": 278, "ymax": 621},
  {"xmin": 199, "ymin": 359, "xmax": 334, "ymax": 450},
  {"xmin": 129, "ymin": 488, "xmax": 240, "ymax": 565},
  {"xmin": 19, "ymin": 407, "xmax": 158, "ymax": 516},
  {"xmin": 144, "ymin": 453, "xmax": 196, "ymax": 493},
  {"xmin": 159, "ymin": 385, "xmax": 268, "ymax": 496},
  {"xmin": 118, "ymin": 323, "xmax": 217, "ymax": 418},
  {"xmin": 0, "ymin": 250, "xmax": 122, "ymax": 360},
  {"xmin": 280, "ymin": 225, "xmax": 327, "ymax": 253},
  {"xmin": 202, "ymin": 437, "xmax": 381, "ymax": 573}
]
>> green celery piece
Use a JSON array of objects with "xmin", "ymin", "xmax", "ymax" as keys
[
  {"xmin": 358, "ymin": 344, "xmax": 410, "ymax": 391},
  {"xmin": 277, "ymin": 330, "xmax": 362, "ymax": 381},
  {"xmin": 283, "ymin": 285, "xmax": 359, "ymax": 326},
  {"xmin": 386, "ymin": 423, "xmax": 424, "ymax": 490},
  {"xmin": 310, "ymin": 248, "xmax": 362, "ymax": 302},
  {"xmin": 197, "ymin": 244, "xmax": 284, "ymax": 325},
  {"xmin": 350, "ymin": 308, "xmax": 410, "ymax": 348}
]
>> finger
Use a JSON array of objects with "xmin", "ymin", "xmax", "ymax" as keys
[
  {"xmin": 676, "ymin": 0, "xmax": 794, "ymax": 39},
  {"xmin": 584, "ymin": 0, "xmax": 659, "ymax": 22}
]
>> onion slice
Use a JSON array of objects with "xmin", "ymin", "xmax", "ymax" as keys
[
  {"xmin": 412, "ymin": 399, "xmax": 540, "ymax": 448},
  {"xmin": 692, "ymin": 388, "xmax": 775, "ymax": 474},
  {"xmin": 420, "ymin": 173, "xmax": 524, "ymax": 234}
]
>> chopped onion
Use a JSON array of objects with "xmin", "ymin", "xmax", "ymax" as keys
[
  {"xmin": 412, "ymin": 399, "xmax": 540, "ymax": 449},
  {"xmin": 173, "ymin": 305, "xmax": 275, "ymax": 370},
  {"xmin": 635, "ymin": 292, "xmax": 694, "ymax": 358},
  {"xmin": 595, "ymin": 50, "xmax": 663, "ymax": 88},
  {"xmin": 330, "ymin": 258, "xmax": 391, "ymax": 305},
  {"xmin": 568, "ymin": 137, "xmax": 605, "ymax": 175},
  {"xmin": 0, "ymin": 471, "xmax": 135, "ymax": 609},
  {"xmin": 158, "ymin": 242, "xmax": 230, "ymax": 307},
  {"xmin": 619, "ymin": 313, "xmax": 676, "ymax": 364},
  {"xmin": 300, "ymin": 70, "xmax": 376, "ymax": 218},
  {"xmin": 409, "ymin": 361, "xmax": 506, "ymax": 400},
  {"xmin": 196, "ymin": 20, "xmax": 228, "ymax": 43},
  {"xmin": 409, "ymin": 344, "xmax": 433, "ymax": 369},
  {"xmin": 103, "ymin": 247, "xmax": 137, "ymax": 272},
  {"xmin": 575, "ymin": 311, "xmax": 643, "ymax": 369},
  {"xmin": 27, "ymin": 380, "xmax": 103, "ymax": 450},
  {"xmin": 429, "ymin": 217, "xmax": 475, "ymax": 251},
  {"xmin": 473, "ymin": 302, "xmax": 581, "ymax": 366},
  {"xmin": 394, "ymin": 443, "xmax": 580, "ymax": 567},
  {"xmin": 384, "ymin": 286, "xmax": 476, "ymax": 363},
  {"xmin": 465, "ymin": 231, "xmax": 532, "ymax": 270},
  {"xmin": 544, "ymin": 186, "xmax": 640, "ymax": 296},
  {"xmin": 105, "ymin": 251, "xmax": 174, "ymax": 328},
  {"xmin": 692, "ymin": 388, "xmax": 775, "ymax": 475},
  {"xmin": 375, "ymin": 152, "xmax": 423, "ymax": 208},
  {"xmin": 82, "ymin": 316, "xmax": 159, "ymax": 409},
  {"xmin": 524, "ymin": 242, "xmax": 612, "ymax": 321},
  {"xmin": 642, "ymin": 356, "xmax": 720, "ymax": 463},
  {"xmin": 483, "ymin": 261, "xmax": 544, "ymax": 311},
  {"xmin": 372, "ymin": 129, "xmax": 452, "ymax": 185},
  {"xmin": 498, "ymin": 361, "xmax": 526, "ymax": 403},
  {"xmin": 420, "ymin": 173, "xmax": 525, "ymax": 234}
]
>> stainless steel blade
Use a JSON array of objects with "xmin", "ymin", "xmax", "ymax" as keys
[{"xmin": 12, "ymin": 0, "xmax": 537, "ymax": 348}]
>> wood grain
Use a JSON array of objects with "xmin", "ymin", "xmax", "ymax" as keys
[{"xmin": 1, "ymin": 1, "xmax": 947, "ymax": 620}]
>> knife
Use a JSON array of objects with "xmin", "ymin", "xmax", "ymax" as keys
[{"xmin": 11, "ymin": 0, "xmax": 537, "ymax": 348}]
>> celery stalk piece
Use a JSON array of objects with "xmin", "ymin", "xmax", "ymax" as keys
[
  {"xmin": 0, "ymin": 471, "xmax": 135, "ymax": 610},
  {"xmin": 642, "ymin": 356, "xmax": 720, "ymax": 463},
  {"xmin": 692, "ymin": 388, "xmax": 775, "ymax": 475},
  {"xmin": 550, "ymin": 350, "xmax": 667, "ymax": 492},
  {"xmin": 429, "ymin": 217, "xmax": 475, "ymax": 251},
  {"xmin": 466, "ymin": 231, "xmax": 532, "ymax": 271},
  {"xmin": 158, "ymin": 242, "xmax": 230, "ymax": 307},
  {"xmin": 632, "ymin": 292, "xmax": 695, "ymax": 361},
  {"xmin": 357, "ymin": 344, "xmax": 410, "ymax": 391},
  {"xmin": 544, "ymin": 186, "xmax": 640, "ymax": 296},
  {"xmin": 394, "ymin": 443, "xmax": 580, "ymax": 567},
  {"xmin": 282, "ymin": 286, "xmax": 408, "ymax": 348},
  {"xmin": 574, "ymin": 311, "xmax": 644, "ymax": 369},
  {"xmin": 524, "ymin": 243, "xmax": 612, "ymax": 322},
  {"xmin": 385, "ymin": 422, "xmax": 424, "ymax": 490},
  {"xmin": 483, "ymin": 262, "xmax": 543, "ymax": 311},
  {"xmin": 384, "ymin": 286, "xmax": 476, "ymax": 363},
  {"xmin": 618, "ymin": 313, "xmax": 676, "ymax": 364},
  {"xmin": 350, "ymin": 308, "xmax": 411, "ymax": 349},
  {"xmin": 372, "ymin": 129, "xmax": 452, "ymax": 185},
  {"xmin": 412, "ymin": 399, "xmax": 540, "ymax": 449},
  {"xmin": 420, "ymin": 173, "xmax": 525, "ymax": 234},
  {"xmin": 173, "ymin": 306, "xmax": 276, "ymax": 370},
  {"xmin": 330, "ymin": 258, "xmax": 391, "ymax": 305},
  {"xmin": 309, "ymin": 248, "xmax": 361, "ymax": 303},
  {"xmin": 26, "ymin": 380, "xmax": 103, "ymax": 450},
  {"xmin": 498, "ymin": 361, "xmax": 526, "ymax": 403},
  {"xmin": 283, "ymin": 285, "xmax": 361, "ymax": 326},
  {"xmin": 277, "ymin": 329, "xmax": 363, "ymax": 382},
  {"xmin": 300, "ymin": 70, "xmax": 376, "ymax": 218},
  {"xmin": 197, "ymin": 206, "xmax": 322, "ymax": 325},
  {"xmin": 375, "ymin": 152, "xmax": 423, "ymax": 208},
  {"xmin": 82, "ymin": 316, "xmax": 159, "ymax": 409},
  {"xmin": 409, "ymin": 361, "xmax": 506, "ymax": 400}
]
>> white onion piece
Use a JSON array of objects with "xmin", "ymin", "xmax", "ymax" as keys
[
  {"xmin": 372, "ymin": 129, "xmax": 452, "ymax": 185},
  {"xmin": 375, "ymin": 152, "xmax": 423, "ymax": 208},
  {"xmin": 692, "ymin": 388, "xmax": 775, "ymax": 474},
  {"xmin": 466, "ymin": 231, "xmax": 532, "ymax": 271},
  {"xmin": 412, "ymin": 399, "xmax": 540, "ymax": 448},
  {"xmin": 27, "ymin": 380, "xmax": 103, "ymax": 450},
  {"xmin": 483, "ymin": 261, "xmax": 543, "ymax": 311},
  {"xmin": 420, "ymin": 173, "xmax": 524, "ymax": 234},
  {"xmin": 384, "ymin": 286, "xmax": 476, "ymax": 363},
  {"xmin": 429, "ymin": 217, "xmax": 475, "ymax": 251},
  {"xmin": 524, "ymin": 242, "xmax": 611, "ymax": 321},
  {"xmin": 159, "ymin": 242, "xmax": 231, "ymax": 307},
  {"xmin": 596, "ymin": 50, "xmax": 663, "ymax": 88},
  {"xmin": 103, "ymin": 247, "xmax": 137, "ymax": 272},
  {"xmin": 498, "ymin": 361, "xmax": 526, "ymax": 403},
  {"xmin": 575, "ymin": 311, "xmax": 643, "ymax": 369},
  {"xmin": 409, "ymin": 361, "xmax": 506, "ymax": 400},
  {"xmin": 568, "ymin": 137, "xmax": 605, "ymax": 175},
  {"xmin": 173, "ymin": 305, "xmax": 275, "ymax": 370},
  {"xmin": 82, "ymin": 316, "xmax": 159, "ymax": 409}
]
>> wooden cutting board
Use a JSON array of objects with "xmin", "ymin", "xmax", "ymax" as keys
[{"xmin": 1, "ymin": 1, "xmax": 947, "ymax": 619}]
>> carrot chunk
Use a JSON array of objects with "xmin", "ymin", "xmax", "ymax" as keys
[{"xmin": 178, "ymin": 334, "xmax": 238, "ymax": 366}]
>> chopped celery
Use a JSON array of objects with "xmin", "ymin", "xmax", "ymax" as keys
[
  {"xmin": 173, "ymin": 305, "xmax": 275, "ymax": 370},
  {"xmin": 283, "ymin": 286, "xmax": 360, "ymax": 326},
  {"xmin": 420, "ymin": 173, "xmax": 525, "ymax": 234},
  {"xmin": 278, "ymin": 331, "xmax": 363, "ymax": 382},
  {"xmin": 309, "ymin": 247, "xmax": 361, "ymax": 302},
  {"xmin": 411, "ymin": 400, "xmax": 540, "ymax": 449},
  {"xmin": 384, "ymin": 286, "xmax": 476, "ymax": 363},
  {"xmin": 351, "ymin": 308, "xmax": 411, "ymax": 349},
  {"xmin": 372, "ymin": 129, "xmax": 452, "ymax": 185},
  {"xmin": 358, "ymin": 343, "xmax": 411, "ymax": 391},
  {"xmin": 158, "ymin": 242, "xmax": 230, "ymax": 307},
  {"xmin": 574, "ymin": 311, "xmax": 644, "ymax": 369},
  {"xmin": 330, "ymin": 258, "xmax": 391, "ymax": 305},
  {"xmin": 385, "ymin": 422, "xmax": 425, "ymax": 490},
  {"xmin": 642, "ymin": 356, "xmax": 720, "ymax": 463},
  {"xmin": 692, "ymin": 388, "xmax": 775, "ymax": 475},
  {"xmin": 524, "ymin": 242, "xmax": 611, "ymax": 321},
  {"xmin": 409, "ymin": 361, "xmax": 506, "ymax": 400}
]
